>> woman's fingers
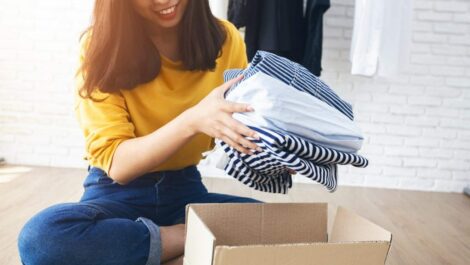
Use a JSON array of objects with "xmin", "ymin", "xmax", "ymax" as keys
[
  {"xmin": 287, "ymin": 168, "xmax": 297, "ymax": 174},
  {"xmin": 221, "ymin": 116, "xmax": 261, "ymax": 147},
  {"xmin": 211, "ymin": 76, "xmax": 263, "ymax": 155},
  {"xmin": 220, "ymin": 135, "xmax": 252, "ymax": 155},
  {"xmin": 222, "ymin": 101, "xmax": 254, "ymax": 113},
  {"xmin": 220, "ymin": 126, "xmax": 260, "ymax": 152}
]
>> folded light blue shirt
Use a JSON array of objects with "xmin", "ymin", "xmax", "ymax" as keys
[{"xmin": 226, "ymin": 72, "xmax": 364, "ymax": 153}]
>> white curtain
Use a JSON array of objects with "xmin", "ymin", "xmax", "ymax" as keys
[{"xmin": 350, "ymin": 0, "xmax": 413, "ymax": 77}]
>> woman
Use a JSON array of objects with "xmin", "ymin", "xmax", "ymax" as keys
[{"xmin": 18, "ymin": 0, "xmax": 262, "ymax": 264}]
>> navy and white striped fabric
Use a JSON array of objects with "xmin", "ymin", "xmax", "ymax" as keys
[
  {"xmin": 221, "ymin": 126, "xmax": 368, "ymax": 193},
  {"xmin": 216, "ymin": 51, "xmax": 368, "ymax": 194},
  {"xmin": 224, "ymin": 51, "xmax": 354, "ymax": 120}
]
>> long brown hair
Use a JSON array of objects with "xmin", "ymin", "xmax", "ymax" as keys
[{"xmin": 78, "ymin": 0, "xmax": 226, "ymax": 99}]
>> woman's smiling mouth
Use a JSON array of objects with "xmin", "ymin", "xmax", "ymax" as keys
[{"xmin": 158, "ymin": 5, "xmax": 177, "ymax": 15}]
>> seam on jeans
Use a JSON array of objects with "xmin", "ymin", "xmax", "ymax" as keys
[
  {"xmin": 136, "ymin": 217, "xmax": 161, "ymax": 265},
  {"xmin": 155, "ymin": 174, "xmax": 166, "ymax": 185},
  {"xmin": 154, "ymin": 173, "xmax": 165, "ymax": 216},
  {"xmin": 154, "ymin": 182, "xmax": 159, "ymax": 211}
]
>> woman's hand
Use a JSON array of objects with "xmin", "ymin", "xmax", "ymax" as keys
[
  {"xmin": 186, "ymin": 75, "xmax": 262, "ymax": 155},
  {"xmin": 287, "ymin": 168, "xmax": 297, "ymax": 175}
]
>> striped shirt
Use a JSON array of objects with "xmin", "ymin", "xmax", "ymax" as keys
[
  {"xmin": 224, "ymin": 51, "xmax": 354, "ymax": 120},
  {"xmin": 217, "ymin": 51, "xmax": 368, "ymax": 193},
  {"xmin": 226, "ymin": 72, "xmax": 364, "ymax": 152},
  {"xmin": 220, "ymin": 126, "xmax": 368, "ymax": 193}
]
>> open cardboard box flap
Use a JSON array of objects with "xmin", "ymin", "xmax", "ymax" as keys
[{"xmin": 184, "ymin": 203, "xmax": 392, "ymax": 265}]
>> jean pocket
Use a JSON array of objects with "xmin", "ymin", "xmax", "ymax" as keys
[{"xmin": 83, "ymin": 167, "xmax": 114, "ymax": 188}]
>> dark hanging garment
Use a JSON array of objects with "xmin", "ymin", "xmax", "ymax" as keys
[
  {"xmin": 242, "ymin": 0, "xmax": 306, "ymax": 63},
  {"xmin": 242, "ymin": 0, "xmax": 262, "ymax": 60},
  {"xmin": 302, "ymin": 0, "xmax": 330, "ymax": 76},
  {"xmin": 229, "ymin": 0, "xmax": 328, "ymax": 76},
  {"xmin": 227, "ymin": 0, "xmax": 248, "ymax": 29}
]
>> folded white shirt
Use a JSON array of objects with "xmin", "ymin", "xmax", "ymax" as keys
[{"xmin": 226, "ymin": 72, "xmax": 364, "ymax": 153}]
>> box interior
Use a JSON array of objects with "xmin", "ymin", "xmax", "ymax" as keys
[
  {"xmin": 188, "ymin": 202, "xmax": 391, "ymax": 246},
  {"xmin": 184, "ymin": 203, "xmax": 392, "ymax": 265},
  {"xmin": 188, "ymin": 203, "xmax": 327, "ymax": 246}
]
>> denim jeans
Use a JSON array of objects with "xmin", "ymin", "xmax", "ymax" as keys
[{"xmin": 18, "ymin": 165, "xmax": 261, "ymax": 265}]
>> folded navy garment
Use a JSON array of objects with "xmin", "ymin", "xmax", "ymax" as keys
[
  {"xmin": 224, "ymin": 51, "xmax": 354, "ymax": 120},
  {"xmin": 214, "ymin": 51, "xmax": 368, "ymax": 194}
]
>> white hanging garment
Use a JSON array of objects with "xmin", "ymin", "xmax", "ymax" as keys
[{"xmin": 350, "ymin": 0, "xmax": 413, "ymax": 76}]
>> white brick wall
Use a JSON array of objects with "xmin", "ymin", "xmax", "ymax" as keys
[
  {"xmin": 317, "ymin": 0, "xmax": 470, "ymax": 192},
  {"xmin": 0, "ymin": 0, "xmax": 469, "ymax": 192},
  {"xmin": 0, "ymin": 0, "xmax": 93, "ymax": 168}
]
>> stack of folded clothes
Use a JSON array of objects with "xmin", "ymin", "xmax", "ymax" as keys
[{"xmin": 215, "ymin": 51, "xmax": 368, "ymax": 194}]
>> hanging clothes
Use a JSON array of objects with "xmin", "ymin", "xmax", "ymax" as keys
[
  {"xmin": 350, "ymin": 0, "xmax": 413, "ymax": 76},
  {"xmin": 214, "ymin": 51, "xmax": 368, "ymax": 194},
  {"xmin": 227, "ymin": 0, "xmax": 248, "ymax": 28},
  {"xmin": 302, "ymin": 0, "xmax": 330, "ymax": 76},
  {"xmin": 228, "ymin": 0, "xmax": 306, "ymax": 64},
  {"xmin": 227, "ymin": 0, "xmax": 329, "ymax": 76}
]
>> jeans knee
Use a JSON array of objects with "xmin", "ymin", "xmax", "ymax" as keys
[{"xmin": 18, "ymin": 203, "xmax": 94, "ymax": 265}]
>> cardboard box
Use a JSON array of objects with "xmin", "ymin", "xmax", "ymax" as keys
[{"xmin": 184, "ymin": 203, "xmax": 392, "ymax": 265}]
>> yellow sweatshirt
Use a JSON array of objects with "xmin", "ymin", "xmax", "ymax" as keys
[{"xmin": 74, "ymin": 20, "xmax": 248, "ymax": 174}]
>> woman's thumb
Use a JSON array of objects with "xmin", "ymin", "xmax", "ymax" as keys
[{"xmin": 220, "ymin": 75, "xmax": 243, "ymax": 93}]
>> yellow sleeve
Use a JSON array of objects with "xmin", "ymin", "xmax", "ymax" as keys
[{"xmin": 74, "ymin": 33, "xmax": 136, "ymax": 174}]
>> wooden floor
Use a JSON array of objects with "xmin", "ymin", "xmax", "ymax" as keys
[{"xmin": 1, "ymin": 165, "xmax": 469, "ymax": 265}]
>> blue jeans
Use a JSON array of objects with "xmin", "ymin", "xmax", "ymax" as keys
[{"xmin": 18, "ymin": 165, "xmax": 261, "ymax": 265}]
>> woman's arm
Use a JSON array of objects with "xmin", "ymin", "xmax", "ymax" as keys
[
  {"xmin": 109, "ymin": 76, "xmax": 261, "ymax": 185},
  {"xmin": 108, "ymin": 105, "xmax": 196, "ymax": 184}
]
